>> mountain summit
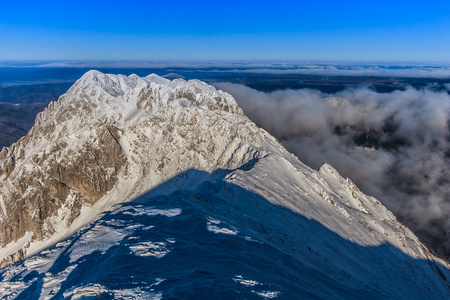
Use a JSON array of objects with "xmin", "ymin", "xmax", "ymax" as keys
[
  {"xmin": 0, "ymin": 71, "xmax": 449, "ymax": 298},
  {"xmin": 0, "ymin": 70, "xmax": 285, "ymax": 265}
]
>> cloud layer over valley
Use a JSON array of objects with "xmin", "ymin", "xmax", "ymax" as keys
[{"xmin": 215, "ymin": 82, "xmax": 450, "ymax": 259}]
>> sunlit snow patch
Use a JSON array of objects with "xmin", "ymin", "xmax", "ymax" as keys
[
  {"xmin": 0, "ymin": 276, "xmax": 28, "ymax": 299},
  {"xmin": 63, "ymin": 283, "xmax": 108, "ymax": 299},
  {"xmin": 112, "ymin": 286, "xmax": 163, "ymax": 300},
  {"xmin": 129, "ymin": 239, "xmax": 175, "ymax": 258},
  {"xmin": 253, "ymin": 290, "xmax": 282, "ymax": 299},
  {"xmin": 114, "ymin": 206, "xmax": 182, "ymax": 217},
  {"xmin": 233, "ymin": 275, "xmax": 281, "ymax": 299},
  {"xmin": 68, "ymin": 224, "xmax": 127, "ymax": 263},
  {"xmin": 40, "ymin": 264, "xmax": 78, "ymax": 299},
  {"xmin": 233, "ymin": 275, "xmax": 260, "ymax": 287},
  {"xmin": 244, "ymin": 236, "xmax": 263, "ymax": 243},
  {"xmin": 206, "ymin": 217, "xmax": 238, "ymax": 235}
]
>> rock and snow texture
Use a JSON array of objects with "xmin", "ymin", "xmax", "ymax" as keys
[
  {"xmin": 0, "ymin": 70, "xmax": 280, "ymax": 266},
  {"xmin": 1, "ymin": 160, "xmax": 450, "ymax": 299},
  {"xmin": 0, "ymin": 71, "xmax": 449, "ymax": 298}
]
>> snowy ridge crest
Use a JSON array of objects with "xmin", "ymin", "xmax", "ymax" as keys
[
  {"xmin": 0, "ymin": 70, "xmax": 278, "ymax": 266},
  {"xmin": 0, "ymin": 71, "xmax": 448, "ymax": 298}
]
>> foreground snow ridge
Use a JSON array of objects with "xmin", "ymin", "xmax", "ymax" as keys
[{"xmin": 0, "ymin": 71, "xmax": 449, "ymax": 298}]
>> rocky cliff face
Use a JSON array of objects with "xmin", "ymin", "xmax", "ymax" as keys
[{"xmin": 0, "ymin": 71, "xmax": 280, "ymax": 266}]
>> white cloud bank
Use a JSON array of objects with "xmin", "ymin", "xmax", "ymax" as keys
[
  {"xmin": 3, "ymin": 61, "xmax": 450, "ymax": 79},
  {"xmin": 215, "ymin": 82, "xmax": 450, "ymax": 258}
]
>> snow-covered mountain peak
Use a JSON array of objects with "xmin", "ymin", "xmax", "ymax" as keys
[
  {"xmin": 27, "ymin": 71, "xmax": 247, "ymax": 158},
  {"xmin": 0, "ymin": 71, "xmax": 277, "ymax": 267},
  {"xmin": 62, "ymin": 70, "xmax": 242, "ymax": 116},
  {"xmin": 0, "ymin": 71, "xmax": 449, "ymax": 298}
]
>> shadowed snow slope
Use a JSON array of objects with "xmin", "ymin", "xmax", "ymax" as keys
[
  {"xmin": 0, "ymin": 71, "xmax": 449, "ymax": 298},
  {"xmin": 1, "ymin": 166, "xmax": 449, "ymax": 299}
]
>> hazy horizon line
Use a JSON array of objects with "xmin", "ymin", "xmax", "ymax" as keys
[
  {"xmin": 2, "ymin": 61, "xmax": 450, "ymax": 81},
  {"xmin": 2, "ymin": 59, "xmax": 450, "ymax": 67}
]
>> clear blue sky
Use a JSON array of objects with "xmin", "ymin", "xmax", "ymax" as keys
[{"xmin": 1, "ymin": 0, "xmax": 450, "ymax": 62}]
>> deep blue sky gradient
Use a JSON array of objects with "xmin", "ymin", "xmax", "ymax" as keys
[{"xmin": 1, "ymin": 0, "xmax": 450, "ymax": 61}]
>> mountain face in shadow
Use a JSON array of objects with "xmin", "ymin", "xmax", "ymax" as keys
[{"xmin": 1, "ymin": 166, "xmax": 449, "ymax": 299}]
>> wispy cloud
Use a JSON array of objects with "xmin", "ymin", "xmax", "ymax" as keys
[{"xmin": 2, "ymin": 61, "xmax": 450, "ymax": 78}]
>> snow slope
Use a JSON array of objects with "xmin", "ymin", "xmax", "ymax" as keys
[
  {"xmin": 0, "ymin": 70, "xmax": 277, "ymax": 265},
  {"xmin": 0, "ymin": 71, "xmax": 449, "ymax": 298},
  {"xmin": 1, "ymin": 160, "xmax": 449, "ymax": 299}
]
